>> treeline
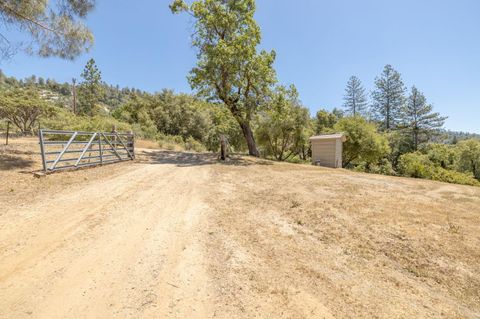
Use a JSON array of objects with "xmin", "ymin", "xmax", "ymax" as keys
[{"xmin": 1, "ymin": 63, "xmax": 479, "ymax": 186}]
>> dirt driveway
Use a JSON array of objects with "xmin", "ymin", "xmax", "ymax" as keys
[{"xmin": 1, "ymin": 141, "xmax": 479, "ymax": 318}]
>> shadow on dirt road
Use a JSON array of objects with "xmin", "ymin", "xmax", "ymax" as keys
[{"xmin": 137, "ymin": 149, "xmax": 273, "ymax": 167}]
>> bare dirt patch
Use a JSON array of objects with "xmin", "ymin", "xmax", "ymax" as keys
[{"xmin": 1, "ymin": 138, "xmax": 479, "ymax": 318}]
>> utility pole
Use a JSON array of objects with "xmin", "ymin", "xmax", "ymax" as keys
[{"xmin": 72, "ymin": 78, "xmax": 77, "ymax": 114}]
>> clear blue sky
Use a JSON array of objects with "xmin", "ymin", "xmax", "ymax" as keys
[{"xmin": 2, "ymin": 0, "xmax": 479, "ymax": 133}]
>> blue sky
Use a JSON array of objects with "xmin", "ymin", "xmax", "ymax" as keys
[{"xmin": 1, "ymin": 0, "xmax": 479, "ymax": 133}]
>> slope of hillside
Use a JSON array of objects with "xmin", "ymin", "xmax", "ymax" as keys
[{"xmin": 1, "ymin": 138, "xmax": 479, "ymax": 318}]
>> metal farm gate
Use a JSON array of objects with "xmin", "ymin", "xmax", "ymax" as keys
[{"xmin": 38, "ymin": 129, "xmax": 135, "ymax": 173}]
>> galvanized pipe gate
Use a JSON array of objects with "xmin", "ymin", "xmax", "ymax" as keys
[{"xmin": 38, "ymin": 129, "xmax": 135, "ymax": 173}]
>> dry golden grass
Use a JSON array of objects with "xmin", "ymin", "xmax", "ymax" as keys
[
  {"xmin": 205, "ymin": 160, "xmax": 480, "ymax": 318},
  {"xmin": 1, "ymin": 138, "xmax": 479, "ymax": 318}
]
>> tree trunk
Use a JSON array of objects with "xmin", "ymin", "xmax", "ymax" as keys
[
  {"xmin": 220, "ymin": 135, "xmax": 227, "ymax": 161},
  {"xmin": 238, "ymin": 121, "xmax": 259, "ymax": 157},
  {"xmin": 413, "ymin": 131, "xmax": 418, "ymax": 152}
]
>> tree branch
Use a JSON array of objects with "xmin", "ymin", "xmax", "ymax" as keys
[{"xmin": 0, "ymin": 3, "xmax": 61, "ymax": 35}]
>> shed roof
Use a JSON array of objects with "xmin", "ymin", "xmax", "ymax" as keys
[{"xmin": 309, "ymin": 133, "xmax": 346, "ymax": 141}]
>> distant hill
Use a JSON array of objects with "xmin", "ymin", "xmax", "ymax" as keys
[
  {"xmin": 0, "ymin": 69, "xmax": 146, "ymax": 112},
  {"xmin": 442, "ymin": 130, "xmax": 480, "ymax": 143}
]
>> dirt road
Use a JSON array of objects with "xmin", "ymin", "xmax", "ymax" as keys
[
  {"xmin": 1, "ymin": 142, "xmax": 479, "ymax": 318},
  {"xmin": 0, "ymin": 152, "xmax": 216, "ymax": 318}
]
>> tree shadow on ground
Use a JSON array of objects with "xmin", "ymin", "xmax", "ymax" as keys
[
  {"xmin": 137, "ymin": 150, "xmax": 274, "ymax": 167},
  {"xmin": 0, "ymin": 154, "xmax": 36, "ymax": 171}
]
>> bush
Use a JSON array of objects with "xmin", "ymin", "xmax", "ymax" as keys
[
  {"xmin": 42, "ymin": 107, "xmax": 132, "ymax": 133},
  {"xmin": 185, "ymin": 136, "xmax": 206, "ymax": 152},
  {"xmin": 421, "ymin": 143, "xmax": 456, "ymax": 169},
  {"xmin": 430, "ymin": 168, "xmax": 480, "ymax": 186},
  {"xmin": 333, "ymin": 117, "xmax": 390, "ymax": 167},
  {"xmin": 157, "ymin": 134, "xmax": 185, "ymax": 151},
  {"xmin": 355, "ymin": 158, "xmax": 396, "ymax": 176},
  {"xmin": 398, "ymin": 152, "xmax": 479, "ymax": 186},
  {"xmin": 398, "ymin": 152, "xmax": 434, "ymax": 178},
  {"xmin": 455, "ymin": 139, "xmax": 480, "ymax": 180}
]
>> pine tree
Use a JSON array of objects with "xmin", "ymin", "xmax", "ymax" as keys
[
  {"xmin": 78, "ymin": 59, "xmax": 104, "ymax": 115},
  {"xmin": 401, "ymin": 86, "xmax": 447, "ymax": 150},
  {"xmin": 371, "ymin": 65, "xmax": 406, "ymax": 130},
  {"xmin": 0, "ymin": 0, "xmax": 94, "ymax": 60},
  {"xmin": 343, "ymin": 76, "xmax": 368, "ymax": 116}
]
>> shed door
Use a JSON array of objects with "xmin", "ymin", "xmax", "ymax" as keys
[{"xmin": 312, "ymin": 140, "xmax": 336, "ymax": 167}]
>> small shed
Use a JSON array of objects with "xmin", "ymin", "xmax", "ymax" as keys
[{"xmin": 309, "ymin": 134, "xmax": 346, "ymax": 168}]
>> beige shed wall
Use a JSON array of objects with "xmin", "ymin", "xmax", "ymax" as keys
[{"xmin": 312, "ymin": 139, "xmax": 341, "ymax": 168}]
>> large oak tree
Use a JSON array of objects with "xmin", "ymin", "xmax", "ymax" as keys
[{"xmin": 170, "ymin": 0, "xmax": 276, "ymax": 156}]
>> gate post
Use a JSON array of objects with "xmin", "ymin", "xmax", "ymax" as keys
[
  {"xmin": 38, "ymin": 129, "xmax": 47, "ymax": 172},
  {"xmin": 99, "ymin": 134, "xmax": 103, "ymax": 165}
]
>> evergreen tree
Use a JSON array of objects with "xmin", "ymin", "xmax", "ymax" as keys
[
  {"xmin": 401, "ymin": 86, "xmax": 446, "ymax": 150},
  {"xmin": 371, "ymin": 65, "xmax": 406, "ymax": 131},
  {"xmin": 314, "ymin": 109, "xmax": 338, "ymax": 134},
  {"xmin": 78, "ymin": 58, "xmax": 104, "ymax": 115},
  {"xmin": 0, "ymin": 0, "xmax": 94, "ymax": 60},
  {"xmin": 343, "ymin": 76, "xmax": 368, "ymax": 116}
]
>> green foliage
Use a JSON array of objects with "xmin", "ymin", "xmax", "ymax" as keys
[
  {"xmin": 112, "ymin": 89, "xmax": 245, "ymax": 152},
  {"xmin": 334, "ymin": 117, "xmax": 390, "ymax": 167},
  {"xmin": 185, "ymin": 136, "xmax": 207, "ymax": 152},
  {"xmin": 112, "ymin": 94, "xmax": 158, "ymax": 139},
  {"xmin": 371, "ymin": 65, "xmax": 406, "ymax": 130},
  {"xmin": 343, "ymin": 76, "xmax": 368, "ymax": 116},
  {"xmin": 354, "ymin": 158, "xmax": 396, "ymax": 176},
  {"xmin": 400, "ymin": 86, "xmax": 446, "ymax": 150},
  {"xmin": 255, "ymin": 85, "xmax": 312, "ymax": 161},
  {"xmin": 171, "ymin": 0, "xmax": 277, "ymax": 156},
  {"xmin": 42, "ymin": 106, "xmax": 132, "ymax": 133},
  {"xmin": 314, "ymin": 109, "xmax": 338, "ymax": 134},
  {"xmin": 398, "ymin": 152, "xmax": 433, "ymax": 178},
  {"xmin": 202, "ymin": 103, "xmax": 246, "ymax": 152},
  {"xmin": 430, "ymin": 168, "xmax": 480, "ymax": 186},
  {"xmin": 150, "ymin": 91, "xmax": 210, "ymax": 143},
  {"xmin": 0, "ymin": 0, "xmax": 94, "ymax": 60},
  {"xmin": 421, "ymin": 143, "xmax": 456, "ymax": 169},
  {"xmin": 78, "ymin": 59, "xmax": 104, "ymax": 115},
  {"xmin": 0, "ymin": 87, "xmax": 53, "ymax": 134},
  {"xmin": 386, "ymin": 130, "xmax": 413, "ymax": 169},
  {"xmin": 398, "ymin": 152, "xmax": 479, "ymax": 186},
  {"xmin": 455, "ymin": 139, "xmax": 480, "ymax": 180}
]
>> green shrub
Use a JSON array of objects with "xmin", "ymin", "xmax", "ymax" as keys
[
  {"xmin": 333, "ymin": 117, "xmax": 390, "ymax": 167},
  {"xmin": 42, "ymin": 106, "xmax": 132, "ymax": 133},
  {"xmin": 185, "ymin": 136, "xmax": 206, "ymax": 152},
  {"xmin": 398, "ymin": 152, "xmax": 479, "ymax": 186},
  {"xmin": 430, "ymin": 168, "xmax": 480, "ymax": 186},
  {"xmin": 421, "ymin": 143, "xmax": 456, "ymax": 169},
  {"xmin": 398, "ymin": 152, "xmax": 434, "ymax": 178},
  {"xmin": 353, "ymin": 158, "xmax": 395, "ymax": 176},
  {"xmin": 455, "ymin": 139, "xmax": 480, "ymax": 180}
]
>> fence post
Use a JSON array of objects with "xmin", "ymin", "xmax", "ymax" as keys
[
  {"xmin": 5, "ymin": 121, "xmax": 9, "ymax": 146},
  {"xmin": 38, "ymin": 129, "xmax": 47, "ymax": 172},
  {"xmin": 112, "ymin": 125, "xmax": 117, "ymax": 150},
  {"xmin": 130, "ymin": 131, "xmax": 135, "ymax": 159},
  {"xmin": 99, "ymin": 133, "xmax": 103, "ymax": 165}
]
